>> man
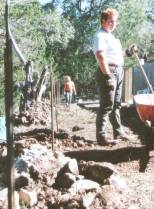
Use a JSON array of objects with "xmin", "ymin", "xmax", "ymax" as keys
[{"xmin": 93, "ymin": 8, "xmax": 131, "ymax": 146}]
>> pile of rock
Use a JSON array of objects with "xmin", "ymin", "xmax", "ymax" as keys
[
  {"xmin": 13, "ymin": 100, "xmax": 51, "ymax": 126},
  {"xmin": 0, "ymin": 142, "xmax": 130, "ymax": 209}
]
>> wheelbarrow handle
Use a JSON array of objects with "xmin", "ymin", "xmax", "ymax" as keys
[{"xmin": 134, "ymin": 52, "xmax": 154, "ymax": 94}]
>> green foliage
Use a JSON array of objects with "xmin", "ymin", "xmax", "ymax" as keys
[
  {"xmin": 59, "ymin": 0, "xmax": 154, "ymax": 84},
  {"xmin": 10, "ymin": 2, "xmax": 48, "ymax": 67},
  {"xmin": 9, "ymin": 1, "xmax": 75, "ymax": 69},
  {"xmin": 112, "ymin": 0, "xmax": 154, "ymax": 65},
  {"xmin": 0, "ymin": 1, "xmax": 75, "ymax": 112},
  {"xmin": 0, "ymin": 0, "xmax": 154, "ymax": 112}
]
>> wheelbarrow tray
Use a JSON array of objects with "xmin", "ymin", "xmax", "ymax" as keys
[{"xmin": 134, "ymin": 94, "xmax": 154, "ymax": 123}]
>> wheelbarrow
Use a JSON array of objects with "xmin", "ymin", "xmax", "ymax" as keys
[{"xmin": 133, "ymin": 51, "xmax": 154, "ymax": 127}]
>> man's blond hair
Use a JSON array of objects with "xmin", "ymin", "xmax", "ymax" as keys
[
  {"xmin": 64, "ymin": 75, "xmax": 71, "ymax": 82},
  {"xmin": 100, "ymin": 8, "xmax": 118, "ymax": 24}
]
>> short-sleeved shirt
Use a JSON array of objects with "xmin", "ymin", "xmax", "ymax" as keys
[{"xmin": 93, "ymin": 28, "xmax": 124, "ymax": 66}]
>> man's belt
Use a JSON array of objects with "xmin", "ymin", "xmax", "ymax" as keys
[{"xmin": 108, "ymin": 63, "xmax": 118, "ymax": 67}]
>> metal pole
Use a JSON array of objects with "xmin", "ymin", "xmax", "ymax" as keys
[
  {"xmin": 4, "ymin": 1, "xmax": 15, "ymax": 209},
  {"xmin": 50, "ymin": 72, "xmax": 54, "ymax": 150}
]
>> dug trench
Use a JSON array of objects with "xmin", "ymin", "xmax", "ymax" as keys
[
  {"xmin": 0, "ymin": 101, "xmax": 154, "ymax": 208},
  {"xmin": 64, "ymin": 103, "xmax": 154, "ymax": 172}
]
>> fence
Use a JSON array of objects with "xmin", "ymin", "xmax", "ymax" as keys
[
  {"xmin": 132, "ymin": 61, "xmax": 154, "ymax": 95},
  {"xmin": 123, "ymin": 61, "xmax": 154, "ymax": 102}
]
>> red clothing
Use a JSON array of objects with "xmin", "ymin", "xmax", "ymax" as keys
[{"xmin": 64, "ymin": 81, "xmax": 75, "ymax": 93}]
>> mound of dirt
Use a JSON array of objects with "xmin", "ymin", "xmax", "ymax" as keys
[{"xmin": 0, "ymin": 101, "xmax": 154, "ymax": 209}]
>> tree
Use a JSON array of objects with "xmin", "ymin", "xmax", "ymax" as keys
[
  {"xmin": 0, "ymin": 0, "xmax": 154, "ymax": 111},
  {"xmin": 0, "ymin": 1, "xmax": 75, "ymax": 113},
  {"xmin": 52, "ymin": 0, "xmax": 152, "ymax": 94},
  {"xmin": 9, "ymin": 1, "xmax": 75, "ymax": 69}
]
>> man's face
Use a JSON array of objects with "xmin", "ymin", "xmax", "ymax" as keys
[{"xmin": 102, "ymin": 15, "xmax": 118, "ymax": 32}]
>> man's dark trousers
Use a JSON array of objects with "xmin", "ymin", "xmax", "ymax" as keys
[{"xmin": 96, "ymin": 66, "xmax": 124, "ymax": 140}]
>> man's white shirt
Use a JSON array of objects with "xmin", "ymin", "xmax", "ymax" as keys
[{"xmin": 93, "ymin": 28, "xmax": 124, "ymax": 66}]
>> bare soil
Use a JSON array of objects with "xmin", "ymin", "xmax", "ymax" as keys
[
  {"xmin": 55, "ymin": 102, "xmax": 154, "ymax": 208},
  {"xmin": 3, "ymin": 100, "xmax": 154, "ymax": 209}
]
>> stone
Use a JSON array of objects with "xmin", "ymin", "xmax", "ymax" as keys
[
  {"xmin": 109, "ymin": 174, "xmax": 127, "ymax": 191},
  {"xmin": 57, "ymin": 172, "xmax": 76, "ymax": 188},
  {"xmin": 19, "ymin": 189, "xmax": 37, "ymax": 207},
  {"xmin": 79, "ymin": 161, "xmax": 115, "ymax": 183},
  {"xmin": 128, "ymin": 206, "xmax": 140, "ymax": 209},
  {"xmin": 82, "ymin": 192, "xmax": 96, "ymax": 208},
  {"xmin": 63, "ymin": 159, "xmax": 79, "ymax": 175},
  {"xmin": 15, "ymin": 175, "xmax": 29, "ymax": 190},
  {"xmin": 69, "ymin": 179, "xmax": 100, "ymax": 194}
]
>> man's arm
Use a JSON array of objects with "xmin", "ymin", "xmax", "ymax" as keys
[{"xmin": 96, "ymin": 51, "xmax": 111, "ymax": 75}]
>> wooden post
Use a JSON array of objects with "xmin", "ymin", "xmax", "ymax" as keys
[
  {"xmin": 50, "ymin": 71, "xmax": 54, "ymax": 150},
  {"xmin": 56, "ymin": 80, "xmax": 61, "ymax": 104},
  {"xmin": 124, "ymin": 68, "xmax": 133, "ymax": 103},
  {"xmin": 4, "ymin": 1, "xmax": 15, "ymax": 209}
]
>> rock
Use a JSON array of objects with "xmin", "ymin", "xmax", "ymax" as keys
[
  {"xmin": 19, "ymin": 189, "xmax": 37, "ymax": 207},
  {"xmin": 67, "ymin": 199, "xmax": 80, "ymax": 209},
  {"xmin": 56, "ymin": 172, "xmax": 76, "ymax": 188},
  {"xmin": 72, "ymin": 135, "xmax": 85, "ymax": 141},
  {"xmin": 54, "ymin": 158, "xmax": 79, "ymax": 188},
  {"xmin": 69, "ymin": 179, "xmax": 100, "ymax": 194},
  {"xmin": 21, "ymin": 116, "xmax": 28, "ymax": 124},
  {"xmin": 82, "ymin": 192, "xmax": 96, "ymax": 208},
  {"xmin": 72, "ymin": 125, "xmax": 84, "ymax": 132},
  {"xmin": 15, "ymin": 175, "xmax": 29, "ymax": 190},
  {"xmin": 55, "ymin": 129, "xmax": 69, "ymax": 139},
  {"xmin": 109, "ymin": 174, "xmax": 128, "ymax": 191},
  {"xmin": 63, "ymin": 158, "xmax": 79, "ymax": 175},
  {"xmin": 59, "ymin": 193, "xmax": 73, "ymax": 202},
  {"xmin": 101, "ymin": 185, "xmax": 128, "ymax": 209},
  {"xmin": 77, "ymin": 140, "xmax": 85, "ymax": 147},
  {"xmin": 1, "ymin": 147, "xmax": 7, "ymax": 157},
  {"xmin": 47, "ymin": 192, "xmax": 81, "ymax": 209},
  {"xmin": 128, "ymin": 205, "xmax": 140, "ymax": 209},
  {"xmin": 79, "ymin": 161, "xmax": 115, "ymax": 183},
  {"xmin": 29, "ymin": 165, "xmax": 40, "ymax": 181},
  {"xmin": 76, "ymin": 175, "xmax": 84, "ymax": 180},
  {"xmin": 55, "ymin": 151, "xmax": 71, "ymax": 168},
  {"xmin": 14, "ymin": 142, "xmax": 25, "ymax": 156},
  {"xmin": 15, "ymin": 158, "xmax": 29, "ymax": 173}
]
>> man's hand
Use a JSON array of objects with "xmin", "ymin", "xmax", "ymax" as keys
[{"xmin": 125, "ymin": 44, "xmax": 138, "ymax": 57}]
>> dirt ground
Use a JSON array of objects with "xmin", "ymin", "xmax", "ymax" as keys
[
  {"xmin": 2, "ymin": 100, "xmax": 154, "ymax": 209},
  {"xmin": 55, "ymin": 102, "xmax": 154, "ymax": 208}
]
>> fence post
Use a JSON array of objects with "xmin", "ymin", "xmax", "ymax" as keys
[
  {"xmin": 4, "ymin": 1, "xmax": 15, "ymax": 209},
  {"xmin": 56, "ymin": 80, "xmax": 61, "ymax": 104},
  {"xmin": 50, "ymin": 71, "xmax": 54, "ymax": 150},
  {"xmin": 124, "ymin": 68, "xmax": 133, "ymax": 102}
]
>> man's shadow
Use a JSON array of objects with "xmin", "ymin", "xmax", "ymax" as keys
[
  {"xmin": 78, "ymin": 102, "xmax": 153, "ymax": 172},
  {"xmin": 121, "ymin": 104, "xmax": 154, "ymax": 172}
]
